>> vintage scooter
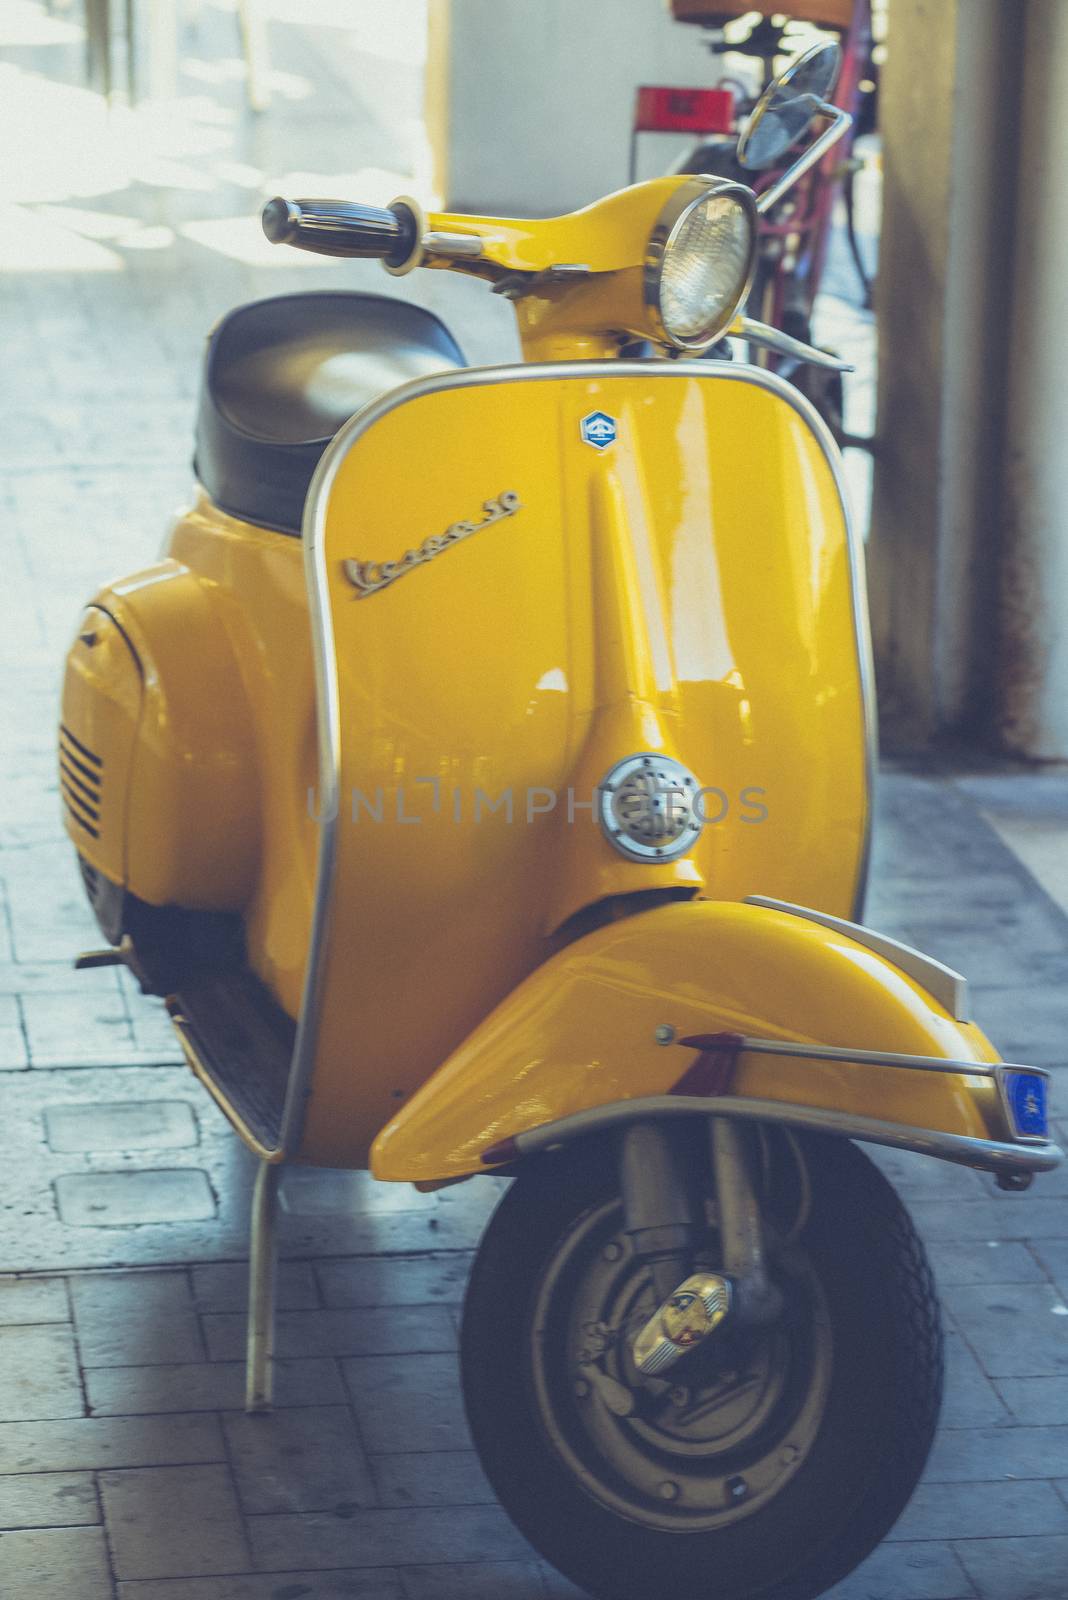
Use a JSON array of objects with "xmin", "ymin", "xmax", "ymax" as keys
[{"xmin": 60, "ymin": 44, "xmax": 1059, "ymax": 1600}]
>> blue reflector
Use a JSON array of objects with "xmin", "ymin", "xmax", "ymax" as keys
[{"xmin": 1004, "ymin": 1071, "xmax": 1049, "ymax": 1139}]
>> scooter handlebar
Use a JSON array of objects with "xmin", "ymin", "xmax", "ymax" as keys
[{"xmin": 261, "ymin": 197, "xmax": 418, "ymax": 265}]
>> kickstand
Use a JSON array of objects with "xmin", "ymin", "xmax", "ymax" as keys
[{"xmin": 246, "ymin": 1160, "xmax": 282, "ymax": 1414}]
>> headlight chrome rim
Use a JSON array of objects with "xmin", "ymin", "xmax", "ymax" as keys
[{"xmin": 643, "ymin": 177, "xmax": 759, "ymax": 352}]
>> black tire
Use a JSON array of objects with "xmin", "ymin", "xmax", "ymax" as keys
[
  {"xmin": 790, "ymin": 358, "xmax": 846, "ymax": 444},
  {"xmin": 461, "ymin": 1130, "xmax": 942, "ymax": 1600},
  {"xmin": 777, "ymin": 312, "xmax": 846, "ymax": 444}
]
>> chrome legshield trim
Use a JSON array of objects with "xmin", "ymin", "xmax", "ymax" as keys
[
  {"xmin": 499, "ymin": 1095, "xmax": 1064, "ymax": 1177},
  {"xmin": 744, "ymin": 898, "xmax": 969, "ymax": 1021},
  {"xmin": 283, "ymin": 356, "xmax": 875, "ymax": 1157}
]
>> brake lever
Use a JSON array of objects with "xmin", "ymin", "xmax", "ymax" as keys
[{"xmin": 731, "ymin": 316, "xmax": 854, "ymax": 372}]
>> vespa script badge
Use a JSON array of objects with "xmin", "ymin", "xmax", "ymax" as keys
[{"xmin": 342, "ymin": 491, "xmax": 522, "ymax": 598}]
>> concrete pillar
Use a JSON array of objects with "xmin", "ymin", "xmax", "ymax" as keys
[
  {"xmin": 996, "ymin": 2, "xmax": 1068, "ymax": 758},
  {"xmin": 426, "ymin": 0, "xmax": 726, "ymax": 214},
  {"xmin": 868, "ymin": 0, "xmax": 1023, "ymax": 745}
]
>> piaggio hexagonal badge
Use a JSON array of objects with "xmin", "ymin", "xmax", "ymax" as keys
[{"xmin": 580, "ymin": 410, "xmax": 617, "ymax": 450}]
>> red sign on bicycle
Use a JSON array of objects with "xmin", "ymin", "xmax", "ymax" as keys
[{"xmin": 634, "ymin": 85, "xmax": 735, "ymax": 134}]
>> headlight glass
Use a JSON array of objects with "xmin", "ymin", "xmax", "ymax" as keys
[{"xmin": 649, "ymin": 183, "xmax": 756, "ymax": 350}]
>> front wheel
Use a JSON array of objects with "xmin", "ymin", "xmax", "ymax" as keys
[{"xmin": 461, "ymin": 1130, "xmax": 942, "ymax": 1600}]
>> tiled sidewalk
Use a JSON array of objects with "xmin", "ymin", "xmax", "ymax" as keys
[
  {"xmin": 3, "ymin": 5, "xmax": 1068, "ymax": 1598},
  {"xmin": 3, "ymin": 773, "xmax": 1068, "ymax": 1600}
]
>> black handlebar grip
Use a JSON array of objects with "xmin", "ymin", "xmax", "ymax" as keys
[{"xmin": 261, "ymin": 197, "xmax": 418, "ymax": 265}]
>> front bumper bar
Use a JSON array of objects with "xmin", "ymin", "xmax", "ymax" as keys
[{"xmin": 481, "ymin": 1093, "xmax": 1063, "ymax": 1178}]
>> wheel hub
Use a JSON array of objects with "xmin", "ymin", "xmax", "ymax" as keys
[{"xmin": 530, "ymin": 1200, "xmax": 833, "ymax": 1531}]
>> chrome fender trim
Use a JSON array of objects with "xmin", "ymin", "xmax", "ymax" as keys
[
  {"xmin": 745, "ymin": 896, "xmax": 969, "ymax": 1022},
  {"xmin": 481, "ymin": 1095, "xmax": 1064, "ymax": 1177}
]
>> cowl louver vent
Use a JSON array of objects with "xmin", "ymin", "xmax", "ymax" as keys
[{"xmin": 59, "ymin": 725, "xmax": 103, "ymax": 839}]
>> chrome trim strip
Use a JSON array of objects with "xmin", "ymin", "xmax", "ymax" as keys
[
  {"xmin": 504, "ymin": 1094, "xmax": 1064, "ymax": 1176},
  {"xmin": 728, "ymin": 1033, "xmax": 999, "ymax": 1076},
  {"xmin": 744, "ymin": 897, "xmax": 969, "ymax": 1021},
  {"xmin": 735, "ymin": 315, "xmax": 854, "ymax": 371},
  {"xmin": 281, "ymin": 357, "xmax": 876, "ymax": 1156},
  {"xmin": 422, "ymin": 231, "xmax": 484, "ymax": 259}
]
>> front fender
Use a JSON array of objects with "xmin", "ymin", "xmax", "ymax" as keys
[{"xmin": 371, "ymin": 899, "xmax": 1048, "ymax": 1183}]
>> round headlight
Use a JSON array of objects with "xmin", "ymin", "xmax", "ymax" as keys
[{"xmin": 644, "ymin": 179, "xmax": 758, "ymax": 351}]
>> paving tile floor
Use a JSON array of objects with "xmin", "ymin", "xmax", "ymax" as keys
[{"xmin": 2, "ymin": 4, "xmax": 1068, "ymax": 1598}]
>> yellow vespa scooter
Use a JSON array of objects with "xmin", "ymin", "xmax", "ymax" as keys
[{"xmin": 60, "ymin": 43, "xmax": 1059, "ymax": 1600}]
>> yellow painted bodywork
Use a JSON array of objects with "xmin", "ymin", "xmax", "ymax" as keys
[
  {"xmin": 61, "ymin": 364, "xmax": 881, "ymax": 1170},
  {"xmin": 57, "ymin": 175, "xmax": 1045, "ymax": 1183},
  {"xmin": 60, "ymin": 607, "xmax": 142, "ymax": 875},
  {"xmin": 67, "ymin": 559, "xmax": 261, "ymax": 913},
  {"xmin": 152, "ymin": 507, "xmax": 317, "ymax": 1010},
  {"xmin": 299, "ymin": 368, "xmax": 868, "ymax": 1166},
  {"xmin": 66, "ymin": 502, "xmax": 317, "ymax": 1016},
  {"xmin": 424, "ymin": 179, "xmax": 685, "ymax": 278},
  {"xmin": 371, "ymin": 899, "xmax": 1005, "ymax": 1183},
  {"xmin": 418, "ymin": 179, "xmax": 730, "ymax": 360}
]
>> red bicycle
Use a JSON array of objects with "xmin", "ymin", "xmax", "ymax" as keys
[{"xmin": 635, "ymin": 0, "xmax": 877, "ymax": 436}]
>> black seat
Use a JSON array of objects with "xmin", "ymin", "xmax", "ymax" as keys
[{"xmin": 194, "ymin": 291, "xmax": 466, "ymax": 536}]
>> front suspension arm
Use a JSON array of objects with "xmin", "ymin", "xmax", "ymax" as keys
[{"xmin": 619, "ymin": 1121, "xmax": 699, "ymax": 1300}]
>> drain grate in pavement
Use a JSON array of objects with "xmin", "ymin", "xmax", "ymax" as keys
[
  {"xmin": 43, "ymin": 1100, "xmax": 198, "ymax": 1154},
  {"xmin": 53, "ymin": 1170, "xmax": 217, "ymax": 1227}
]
